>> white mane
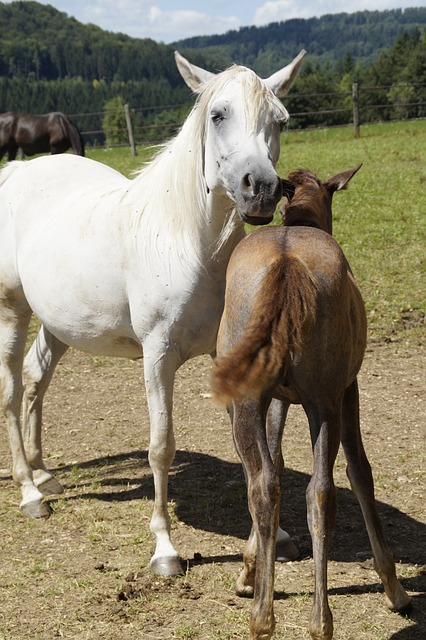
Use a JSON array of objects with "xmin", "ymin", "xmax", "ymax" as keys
[{"xmin": 126, "ymin": 65, "xmax": 286, "ymax": 265}]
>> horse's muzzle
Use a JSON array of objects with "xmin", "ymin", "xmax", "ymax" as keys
[
  {"xmin": 237, "ymin": 172, "xmax": 282, "ymax": 225},
  {"xmin": 240, "ymin": 212, "xmax": 275, "ymax": 225}
]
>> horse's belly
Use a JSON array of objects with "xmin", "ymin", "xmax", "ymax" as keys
[
  {"xmin": 26, "ymin": 294, "xmax": 141, "ymax": 358},
  {"xmin": 48, "ymin": 327, "xmax": 144, "ymax": 359},
  {"xmin": 19, "ymin": 255, "xmax": 143, "ymax": 358}
]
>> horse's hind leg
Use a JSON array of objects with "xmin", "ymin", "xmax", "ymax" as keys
[
  {"xmin": 0, "ymin": 301, "xmax": 50, "ymax": 518},
  {"xmin": 234, "ymin": 397, "xmax": 298, "ymax": 572},
  {"xmin": 235, "ymin": 399, "xmax": 296, "ymax": 597},
  {"xmin": 234, "ymin": 399, "xmax": 279, "ymax": 640},
  {"xmin": 22, "ymin": 326, "xmax": 69, "ymax": 496},
  {"xmin": 267, "ymin": 398, "xmax": 300, "ymax": 562},
  {"xmin": 341, "ymin": 380, "xmax": 410, "ymax": 611},
  {"xmin": 305, "ymin": 403, "xmax": 341, "ymax": 640}
]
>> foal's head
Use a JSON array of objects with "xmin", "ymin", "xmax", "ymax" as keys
[{"xmin": 281, "ymin": 164, "xmax": 362, "ymax": 235}]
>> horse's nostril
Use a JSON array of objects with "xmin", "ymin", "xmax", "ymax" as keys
[{"xmin": 243, "ymin": 173, "xmax": 252, "ymax": 190}]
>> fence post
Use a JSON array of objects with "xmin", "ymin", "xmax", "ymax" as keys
[
  {"xmin": 124, "ymin": 104, "xmax": 137, "ymax": 156},
  {"xmin": 352, "ymin": 83, "xmax": 360, "ymax": 138}
]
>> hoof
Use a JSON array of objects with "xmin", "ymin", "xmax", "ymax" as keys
[
  {"xmin": 276, "ymin": 537, "xmax": 300, "ymax": 562},
  {"xmin": 386, "ymin": 582, "xmax": 411, "ymax": 612},
  {"xmin": 236, "ymin": 582, "xmax": 254, "ymax": 598},
  {"xmin": 38, "ymin": 477, "xmax": 64, "ymax": 496},
  {"xmin": 21, "ymin": 499, "xmax": 52, "ymax": 519},
  {"xmin": 150, "ymin": 556, "xmax": 184, "ymax": 576}
]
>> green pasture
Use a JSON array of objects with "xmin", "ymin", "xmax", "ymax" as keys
[{"xmin": 86, "ymin": 120, "xmax": 425, "ymax": 345}]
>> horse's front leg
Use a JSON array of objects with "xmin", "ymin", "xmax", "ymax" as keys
[
  {"xmin": 233, "ymin": 399, "xmax": 279, "ymax": 640},
  {"xmin": 143, "ymin": 342, "xmax": 184, "ymax": 576},
  {"xmin": 22, "ymin": 326, "xmax": 68, "ymax": 496},
  {"xmin": 305, "ymin": 403, "xmax": 341, "ymax": 640}
]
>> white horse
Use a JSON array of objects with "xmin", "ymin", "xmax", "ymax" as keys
[{"xmin": 0, "ymin": 50, "xmax": 305, "ymax": 576}]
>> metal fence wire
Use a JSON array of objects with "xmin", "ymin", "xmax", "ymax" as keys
[{"xmin": 70, "ymin": 82, "xmax": 426, "ymax": 151}]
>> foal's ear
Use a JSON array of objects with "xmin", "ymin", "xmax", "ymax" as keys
[
  {"xmin": 281, "ymin": 179, "xmax": 296, "ymax": 201},
  {"xmin": 324, "ymin": 163, "xmax": 362, "ymax": 193},
  {"xmin": 264, "ymin": 49, "xmax": 307, "ymax": 97},
  {"xmin": 174, "ymin": 50, "xmax": 215, "ymax": 93}
]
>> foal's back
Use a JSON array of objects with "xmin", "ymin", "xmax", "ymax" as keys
[{"xmin": 216, "ymin": 224, "xmax": 366, "ymax": 405}]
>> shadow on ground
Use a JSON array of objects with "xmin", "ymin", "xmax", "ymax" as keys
[{"xmin": 43, "ymin": 447, "xmax": 426, "ymax": 567}]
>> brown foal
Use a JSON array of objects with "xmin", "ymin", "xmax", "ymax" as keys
[{"xmin": 211, "ymin": 165, "xmax": 410, "ymax": 640}]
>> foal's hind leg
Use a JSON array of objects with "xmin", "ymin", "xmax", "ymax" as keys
[
  {"xmin": 234, "ymin": 399, "xmax": 279, "ymax": 640},
  {"xmin": 341, "ymin": 380, "xmax": 411, "ymax": 611},
  {"xmin": 267, "ymin": 398, "xmax": 300, "ymax": 562},
  {"xmin": 22, "ymin": 326, "xmax": 69, "ymax": 496},
  {"xmin": 305, "ymin": 403, "xmax": 341, "ymax": 640},
  {"xmin": 0, "ymin": 302, "xmax": 50, "ymax": 518},
  {"xmin": 234, "ymin": 398, "xmax": 298, "ymax": 580}
]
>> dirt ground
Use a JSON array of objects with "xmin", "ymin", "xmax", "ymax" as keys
[{"xmin": 0, "ymin": 340, "xmax": 424, "ymax": 640}]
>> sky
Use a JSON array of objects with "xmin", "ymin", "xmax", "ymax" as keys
[{"xmin": 5, "ymin": 0, "xmax": 425, "ymax": 43}]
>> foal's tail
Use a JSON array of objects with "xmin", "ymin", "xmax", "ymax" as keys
[
  {"xmin": 211, "ymin": 256, "xmax": 316, "ymax": 404},
  {"xmin": 64, "ymin": 115, "xmax": 85, "ymax": 156}
]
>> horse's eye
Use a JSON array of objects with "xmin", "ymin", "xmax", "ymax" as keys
[{"xmin": 212, "ymin": 111, "xmax": 225, "ymax": 124}]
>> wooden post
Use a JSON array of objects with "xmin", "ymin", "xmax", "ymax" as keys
[
  {"xmin": 352, "ymin": 83, "xmax": 360, "ymax": 138},
  {"xmin": 124, "ymin": 104, "xmax": 137, "ymax": 156}
]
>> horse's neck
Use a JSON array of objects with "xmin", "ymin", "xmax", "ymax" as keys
[{"xmin": 131, "ymin": 117, "xmax": 242, "ymax": 263}]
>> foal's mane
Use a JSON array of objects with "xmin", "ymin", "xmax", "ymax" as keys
[{"xmin": 282, "ymin": 169, "xmax": 330, "ymax": 231}]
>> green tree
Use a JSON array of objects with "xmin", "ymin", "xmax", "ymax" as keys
[{"xmin": 102, "ymin": 96, "xmax": 127, "ymax": 146}]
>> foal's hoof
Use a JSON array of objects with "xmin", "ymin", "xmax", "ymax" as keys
[
  {"xmin": 235, "ymin": 582, "xmax": 254, "ymax": 598},
  {"xmin": 21, "ymin": 500, "xmax": 52, "ymax": 519},
  {"xmin": 276, "ymin": 537, "xmax": 300, "ymax": 562},
  {"xmin": 386, "ymin": 582, "xmax": 411, "ymax": 612},
  {"xmin": 38, "ymin": 477, "xmax": 64, "ymax": 496},
  {"xmin": 150, "ymin": 556, "xmax": 184, "ymax": 576}
]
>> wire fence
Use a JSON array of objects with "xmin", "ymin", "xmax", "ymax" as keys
[{"xmin": 70, "ymin": 82, "xmax": 426, "ymax": 152}]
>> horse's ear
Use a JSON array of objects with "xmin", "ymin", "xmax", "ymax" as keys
[
  {"xmin": 324, "ymin": 163, "xmax": 362, "ymax": 194},
  {"xmin": 281, "ymin": 179, "xmax": 296, "ymax": 201},
  {"xmin": 264, "ymin": 50, "xmax": 307, "ymax": 97},
  {"xmin": 174, "ymin": 51, "xmax": 215, "ymax": 93}
]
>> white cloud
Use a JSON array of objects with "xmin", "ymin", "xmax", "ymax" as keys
[
  {"xmin": 253, "ymin": 1, "xmax": 310, "ymax": 26},
  {"xmin": 65, "ymin": 1, "xmax": 240, "ymax": 41},
  {"xmin": 143, "ymin": 6, "xmax": 240, "ymax": 41}
]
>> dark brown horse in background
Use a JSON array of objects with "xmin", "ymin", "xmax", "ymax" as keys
[
  {"xmin": 211, "ymin": 165, "xmax": 410, "ymax": 640},
  {"xmin": 0, "ymin": 111, "xmax": 84, "ymax": 161}
]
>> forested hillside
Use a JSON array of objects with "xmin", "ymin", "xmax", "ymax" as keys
[
  {"xmin": 0, "ymin": 2, "xmax": 425, "ymax": 144},
  {"xmin": 175, "ymin": 7, "xmax": 426, "ymax": 73}
]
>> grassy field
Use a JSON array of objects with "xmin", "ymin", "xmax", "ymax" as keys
[{"xmin": 85, "ymin": 120, "xmax": 425, "ymax": 345}]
